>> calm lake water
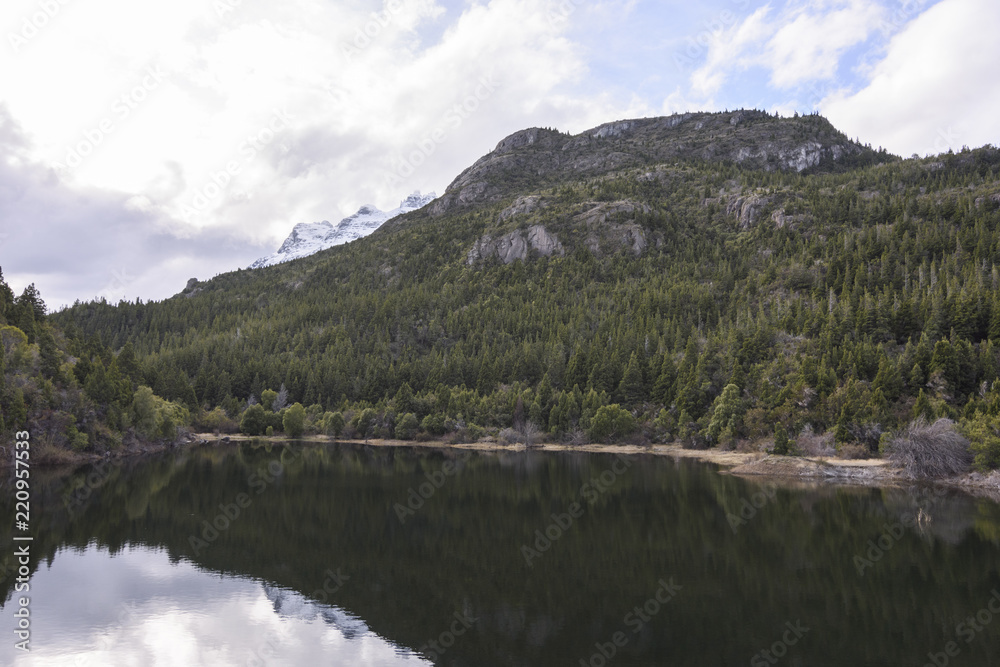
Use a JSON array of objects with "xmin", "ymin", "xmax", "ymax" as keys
[{"xmin": 2, "ymin": 442, "xmax": 1000, "ymax": 666}]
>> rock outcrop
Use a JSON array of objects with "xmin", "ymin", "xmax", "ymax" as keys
[
  {"xmin": 467, "ymin": 225, "xmax": 564, "ymax": 265},
  {"xmin": 726, "ymin": 194, "xmax": 772, "ymax": 229}
]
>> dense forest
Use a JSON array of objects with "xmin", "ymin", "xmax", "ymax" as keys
[
  {"xmin": 0, "ymin": 268, "xmax": 189, "ymax": 458},
  {"xmin": 11, "ymin": 110, "xmax": 999, "ymax": 471}
]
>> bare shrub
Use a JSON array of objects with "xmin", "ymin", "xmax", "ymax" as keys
[
  {"xmin": 567, "ymin": 428, "xmax": 588, "ymax": 446},
  {"xmin": 884, "ymin": 418, "xmax": 973, "ymax": 479},
  {"xmin": 521, "ymin": 421, "xmax": 542, "ymax": 448},
  {"xmin": 836, "ymin": 443, "xmax": 869, "ymax": 460},
  {"xmin": 797, "ymin": 425, "xmax": 836, "ymax": 457},
  {"xmin": 499, "ymin": 428, "xmax": 519, "ymax": 445},
  {"xmin": 497, "ymin": 422, "xmax": 544, "ymax": 447}
]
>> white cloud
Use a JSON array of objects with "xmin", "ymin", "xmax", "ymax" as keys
[
  {"xmin": 691, "ymin": 0, "xmax": 884, "ymax": 97},
  {"xmin": 821, "ymin": 0, "xmax": 1000, "ymax": 156},
  {"xmin": 0, "ymin": 0, "xmax": 646, "ymax": 306}
]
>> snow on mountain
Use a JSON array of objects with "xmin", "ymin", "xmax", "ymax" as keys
[{"xmin": 249, "ymin": 191, "xmax": 436, "ymax": 269}]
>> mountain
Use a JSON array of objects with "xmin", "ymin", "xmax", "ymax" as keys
[
  {"xmin": 249, "ymin": 191, "xmax": 436, "ymax": 268},
  {"xmin": 50, "ymin": 110, "xmax": 1000, "ymax": 468},
  {"xmin": 422, "ymin": 109, "xmax": 887, "ymax": 218}
]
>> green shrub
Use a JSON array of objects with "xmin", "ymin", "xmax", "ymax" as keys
[
  {"xmin": 961, "ymin": 413, "xmax": 1000, "ymax": 471},
  {"xmin": 395, "ymin": 413, "xmax": 419, "ymax": 440},
  {"xmin": 588, "ymin": 404, "xmax": 636, "ymax": 443},
  {"xmin": 421, "ymin": 413, "xmax": 446, "ymax": 436},
  {"xmin": 283, "ymin": 403, "xmax": 306, "ymax": 438},
  {"xmin": 240, "ymin": 404, "xmax": 268, "ymax": 436}
]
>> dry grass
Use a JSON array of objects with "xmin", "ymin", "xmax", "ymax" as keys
[{"xmin": 884, "ymin": 418, "xmax": 973, "ymax": 479}]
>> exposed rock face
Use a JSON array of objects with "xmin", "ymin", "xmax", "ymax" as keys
[
  {"xmin": 591, "ymin": 120, "xmax": 636, "ymax": 139},
  {"xmin": 573, "ymin": 200, "xmax": 652, "ymax": 257},
  {"xmin": 493, "ymin": 127, "xmax": 562, "ymax": 155},
  {"xmin": 498, "ymin": 195, "xmax": 545, "ymax": 222},
  {"xmin": 771, "ymin": 208, "xmax": 788, "ymax": 228},
  {"xmin": 467, "ymin": 225, "xmax": 565, "ymax": 265},
  {"xmin": 727, "ymin": 194, "xmax": 772, "ymax": 229},
  {"xmin": 526, "ymin": 225, "xmax": 563, "ymax": 256},
  {"xmin": 181, "ymin": 278, "xmax": 203, "ymax": 299},
  {"xmin": 573, "ymin": 200, "xmax": 651, "ymax": 226}
]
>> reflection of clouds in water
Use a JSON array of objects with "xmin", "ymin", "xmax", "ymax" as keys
[{"xmin": 0, "ymin": 544, "xmax": 429, "ymax": 667}]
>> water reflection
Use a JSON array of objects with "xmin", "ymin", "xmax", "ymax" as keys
[
  {"xmin": 0, "ymin": 544, "xmax": 427, "ymax": 666},
  {"xmin": 0, "ymin": 443, "xmax": 998, "ymax": 666}
]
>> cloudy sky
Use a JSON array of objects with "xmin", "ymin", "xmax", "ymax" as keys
[{"xmin": 0, "ymin": 0, "xmax": 997, "ymax": 308}]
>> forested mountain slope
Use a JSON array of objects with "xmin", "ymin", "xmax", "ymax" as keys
[
  {"xmin": 51, "ymin": 110, "xmax": 1000, "ymax": 465},
  {"xmin": 0, "ymin": 270, "xmax": 186, "ymax": 457}
]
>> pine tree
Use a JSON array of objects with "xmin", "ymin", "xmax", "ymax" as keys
[
  {"xmin": 393, "ymin": 382, "xmax": 415, "ymax": 414},
  {"xmin": 652, "ymin": 356, "xmax": 677, "ymax": 405},
  {"xmin": 773, "ymin": 423, "xmax": 791, "ymax": 455},
  {"xmin": 10, "ymin": 388, "xmax": 27, "ymax": 430},
  {"xmin": 617, "ymin": 352, "xmax": 646, "ymax": 405},
  {"xmin": 707, "ymin": 384, "xmax": 743, "ymax": 445},
  {"xmin": 912, "ymin": 389, "xmax": 935, "ymax": 422},
  {"xmin": 38, "ymin": 326, "xmax": 61, "ymax": 380},
  {"xmin": 835, "ymin": 406, "xmax": 851, "ymax": 443},
  {"xmin": 115, "ymin": 342, "xmax": 142, "ymax": 387}
]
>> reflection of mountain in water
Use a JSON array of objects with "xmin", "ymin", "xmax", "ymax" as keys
[
  {"xmin": 4, "ymin": 444, "xmax": 1000, "ymax": 666},
  {"xmin": 262, "ymin": 583, "xmax": 368, "ymax": 639}
]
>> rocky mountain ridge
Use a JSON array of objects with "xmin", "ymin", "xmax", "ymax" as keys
[{"xmin": 427, "ymin": 109, "xmax": 892, "ymax": 218}]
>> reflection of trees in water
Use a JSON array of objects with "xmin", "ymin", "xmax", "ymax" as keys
[
  {"xmin": 881, "ymin": 487, "xmax": 978, "ymax": 545},
  {"xmin": 2, "ymin": 443, "xmax": 1000, "ymax": 666}
]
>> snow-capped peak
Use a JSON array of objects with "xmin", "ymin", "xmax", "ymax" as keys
[{"xmin": 249, "ymin": 191, "xmax": 436, "ymax": 269}]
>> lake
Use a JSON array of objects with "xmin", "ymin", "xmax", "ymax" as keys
[{"xmin": 2, "ymin": 442, "xmax": 1000, "ymax": 666}]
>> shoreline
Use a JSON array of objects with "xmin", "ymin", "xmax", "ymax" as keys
[
  {"xmin": 194, "ymin": 433, "xmax": 1000, "ymax": 499},
  {"xmin": 19, "ymin": 432, "xmax": 1000, "ymax": 500}
]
